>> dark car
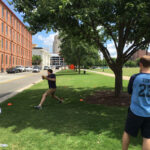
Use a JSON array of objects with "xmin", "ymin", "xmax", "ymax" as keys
[
  {"xmin": 7, "ymin": 67, "xmax": 19, "ymax": 73},
  {"xmin": 55, "ymin": 66, "xmax": 60, "ymax": 69},
  {"xmin": 44, "ymin": 66, "xmax": 49, "ymax": 70}
]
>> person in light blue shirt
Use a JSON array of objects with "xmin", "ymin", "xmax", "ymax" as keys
[{"xmin": 122, "ymin": 56, "xmax": 150, "ymax": 150}]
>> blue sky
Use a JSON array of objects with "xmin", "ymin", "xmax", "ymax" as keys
[{"xmin": 4, "ymin": 0, "xmax": 57, "ymax": 53}]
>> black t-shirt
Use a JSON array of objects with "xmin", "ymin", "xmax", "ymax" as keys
[{"xmin": 47, "ymin": 74, "xmax": 56, "ymax": 89}]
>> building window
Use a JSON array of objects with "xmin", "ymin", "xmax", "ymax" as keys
[
  {"xmin": 2, "ymin": 7, "xmax": 4, "ymax": 18},
  {"xmin": 2, "ymin": 22, "xmax": 4, "ymax": 34},
  {"xmin": 1, "ymin": 38, "xmax": 3, "ymax": 49},
  {"xmin": 1, "ymin": 54, "xmax": 3, "ymax": 65},
  {"xmin": 10, "ymin": 29, "xmax": 11, "ymax": 37},
  {"xmin": 6, "ymin": 10, "xmax": 8, "ymax": 21},
  {"xmin": 13, "ymin": 44, "xmax": 15, "ymax": 52},
  {"xmin": 13, "ymin": 31, "xmax": 15, "ymax": 39},
  {"xmin": 17, "ymin": 21, "xmax": 18, "ymax": 29},
  {"xmin": 16, "ymin": 46, "xmax": 18, "ymax": 54},
  {"xmin": 10, "ymin": 42, "xmax": 11, "ymax": 51},
  {"xmin": 10, "ymin": 14, "xmax": 12, "ymax": 24},
  {"xmin": 6, "ymin": 40, "xmax": 8, "ymax": 50},
  {"xmin": 6, "ymin": 55, "xmax": 7, "ymax": 64},
  {"xmin": 13, "ymin": 56, "xmax": 14, "ymax": 65},
  {"xmin": 6, "ymin": 25, "xmax": 8, "ymax": 35},
  {"xmin": 9, "ymin": 56, "xmax": 11, "ymax": 64},
  {"xmin": 13, "ymin": 18, "xmax": 15, "ymax": 27}
]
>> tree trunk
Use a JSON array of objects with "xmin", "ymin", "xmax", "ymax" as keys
[
  {"xmin": 78, "ymin": 64, "xmax": 81, "ymax": 74},
  {"xmin": 78, "ymin": 58, "xmax": 81, "ymax": 74},
  {"xmin": 146, "ymin": 49, "xmax": 148, "ymax": 55},
  {"xmin": 114, "ymin": 66, "xmax": 123, "ymax": 97},
  {"xmin": 76, "ymin": 66, "xmax": 78, "ymax": 72}
]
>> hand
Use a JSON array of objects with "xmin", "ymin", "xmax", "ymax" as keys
[{"xmin": 42, "ymin": 75, "xmax": 45, "ymax": 79}]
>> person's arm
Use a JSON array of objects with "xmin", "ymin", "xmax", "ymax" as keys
[
  {"xmin": 46, "ymin": 76, "xmax": 56, "ymax": 81},
  {"xmin": 42, "ymin": 75, "xmax": 56, "ymax": 81},
  {"xmin": 128, "ymin": 75, "xmax": 136, "ymax": 95}
]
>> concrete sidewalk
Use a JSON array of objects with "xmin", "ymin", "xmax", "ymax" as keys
[{"xmin": 86, "ymin": 70, "xmax": 130, "ymax": 80}]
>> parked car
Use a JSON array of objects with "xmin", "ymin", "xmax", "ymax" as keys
[
  {"xmin": 44, "ymin": 66, "xmax": 49, "ymax": 70},
  {"xmin": 32, "ymin": 66, "xmax": 40, "ymax": 73},
  {"xmin": 6, "ymin": 67, "xmax": 19, "ymax": 73},
  {"xmin": 16, "ymin": 66, "xmax": 25, "ymax": 72},
  {"xmin": 25, "ymin": 66, "xmax": 33, "ymax": 72},
  {"xmin": 55, "ymin": 66, "xmax": 60, "ymax": 69}
]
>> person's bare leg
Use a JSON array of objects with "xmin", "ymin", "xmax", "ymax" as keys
[
  {"xmin": 52, "ymin": 95, "xmax": 63, "ymax": 102},
  {"xmin": 122, "ymin": 132, "xmax": 130, "ymax": 150},
  {"xmin": 142, "ymin": 138, "xmax": 150, "ymax": 150},
  {"xmin": 39, "ymin": 93, "xmax": 47, "ymax": 107}
]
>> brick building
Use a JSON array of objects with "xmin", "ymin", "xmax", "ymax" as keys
[
  {"xmin": 130, "ymin": 50, "xmax": 150, "ymax": 61},
  {"xmin": 0, "ymin": 0, "xmax": 32, "ymax": 72}
]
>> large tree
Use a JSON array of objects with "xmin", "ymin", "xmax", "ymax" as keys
[
  {"xmin": 60, "ymin": 32, "xmax": 100, "ymax": 74},
  {"xmin": 32, "ymin": 55, "xmax": 42, "ymax": 65},
  {"xmin": 10, "ymin": 0, "xmax": 150, "ymax": 96}
]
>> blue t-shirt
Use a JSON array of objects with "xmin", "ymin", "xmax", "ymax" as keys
[
  {"xmin": 47, "ymin": 74, "xmax": 56, "ymax": 89},
  {"xmin": 128, "ymin": 73, "xmax": 150, "ymax": 117}
]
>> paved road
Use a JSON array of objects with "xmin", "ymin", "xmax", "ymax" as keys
[{"xmin": 0, "ymin": 71, "xmax": 47, "ymax": 102}]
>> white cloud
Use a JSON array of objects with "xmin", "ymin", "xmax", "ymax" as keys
[
  {"xmin": 37, "ymin": 33, "xmax": 58, "ymax": 50},
  {"xmin": 106, "ymin": 42, "xmax": 134, "ymax": 58},
  {"xmin": 107, "ymin": 43, "xmax": 117, "ymax": 57}
]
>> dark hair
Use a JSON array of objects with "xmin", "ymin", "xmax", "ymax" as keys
[
  {"xmin": 139, "ymin": 55, "xmax": 150, "ymax": 67},
  {"xmin": 48, "ymin": 69, "xmax": 53, "ymax": 73}
]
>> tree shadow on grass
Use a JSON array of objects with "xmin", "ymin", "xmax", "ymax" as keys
[{"xmin": 0, "ymin": 86, "xmax": 141, "ymax": 147}]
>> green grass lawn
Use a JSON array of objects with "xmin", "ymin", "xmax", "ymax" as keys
[
  {"xmin": 0, "ymin": 70, "xmax": 142, "ymax": 150},
  {"xmin": 91, "ymin": 67, "xmax": 139, "ymax": 77}
]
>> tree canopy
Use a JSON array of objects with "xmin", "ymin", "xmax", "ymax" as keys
[
  {"xmin": 10, "ymin": 0, "xmax": 150, "ymax": 96},
  {"xmin": 32, "ymin": 55, "xmax": 42, "ymax": 65},
  {"xmin": 59, "ymin": 32, "xmax": 100, "ymax": 73}
]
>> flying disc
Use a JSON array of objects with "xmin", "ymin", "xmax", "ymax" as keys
[
  {"xmin": 7, "ymin": 103, "xmax": 13, "ymax": 106},
  {"xmin": 80, "ymin": 99, "xmax": 84, "ymax": 102}
]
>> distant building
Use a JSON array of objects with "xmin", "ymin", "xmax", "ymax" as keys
[
  {"xmin": 130, "ymin": 50, "xmax": 150, "ymax": 61},
  {"xmin": 32, "ymin": 44, "xmax": 37, "ymax": 48},
  {"xmin": 53, "ymin": 35, "xmax": 61, "ymax": 54},
  {"xmin": 50, "ymin": 53, "xmax": 64, "ymax": 66},
  {"xmin": 32, "ymin": 47, "xmax": 51, "ymax": 69},
  {"xmin": 0, "ymin": 1, "xmax": 32, "ymax": 72}
]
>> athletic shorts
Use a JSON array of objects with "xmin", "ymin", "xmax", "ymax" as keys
[
  {"xmin": 45, "ymin": 88, "xmax": 56, "ymax": 96},
  {"xmin": 125, "ymin": 108, "xmax": 150, "ymax": 138}
]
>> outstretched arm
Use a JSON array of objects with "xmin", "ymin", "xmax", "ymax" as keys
[{"xmin": 42, "ymin": 75, "xmax": 56, "ymax": 81}]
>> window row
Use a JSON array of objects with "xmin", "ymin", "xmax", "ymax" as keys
[
  {"xmin": 1, "ymin": 4, "xmax": 30, "ymax": 35},
  {"xmin": 1, "ymin": 54, "xmax": 31, "ymax": 66},
  {"xmin": 1, "ymin": 39, "xmax": 32, "ymax": 58},
  {"xmin": 1, "ymin": 34, "xmax": 31, "ymax": 50},
  {"xmin": 1, "ymin": 22, "xmax": 31, "ymax": 44}
]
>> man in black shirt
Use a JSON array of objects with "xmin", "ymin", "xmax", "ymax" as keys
[{"xmin": 34, "ymin": 69, "xmax": 63, "ymax": 109}]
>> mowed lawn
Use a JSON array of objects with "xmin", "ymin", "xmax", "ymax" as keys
[
  {"xmin": 91, "ymin": 67, "xmax": 139, "ymax": 77},
  {"xmin": 0, "ymin": 70, "xmax": 142, "ymax": 150}
]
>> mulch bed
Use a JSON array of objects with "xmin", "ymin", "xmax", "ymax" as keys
[{"xmin": 86, "ymin": 91, "xmax": 131, "ymax": 107}]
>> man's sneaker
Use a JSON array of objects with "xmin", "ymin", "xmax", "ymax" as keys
[
  {"xmin": 58, "ymin": 99, "xmax": 64, "ymax": 103},
  {"xmin": 34, "ymin": 106, "xmax": 42, "ymax": 110}
]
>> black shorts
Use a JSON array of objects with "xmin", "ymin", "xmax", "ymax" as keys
[{"xmin": 125, "ymin": 108, "xmax": 150, "ymax": 138}]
